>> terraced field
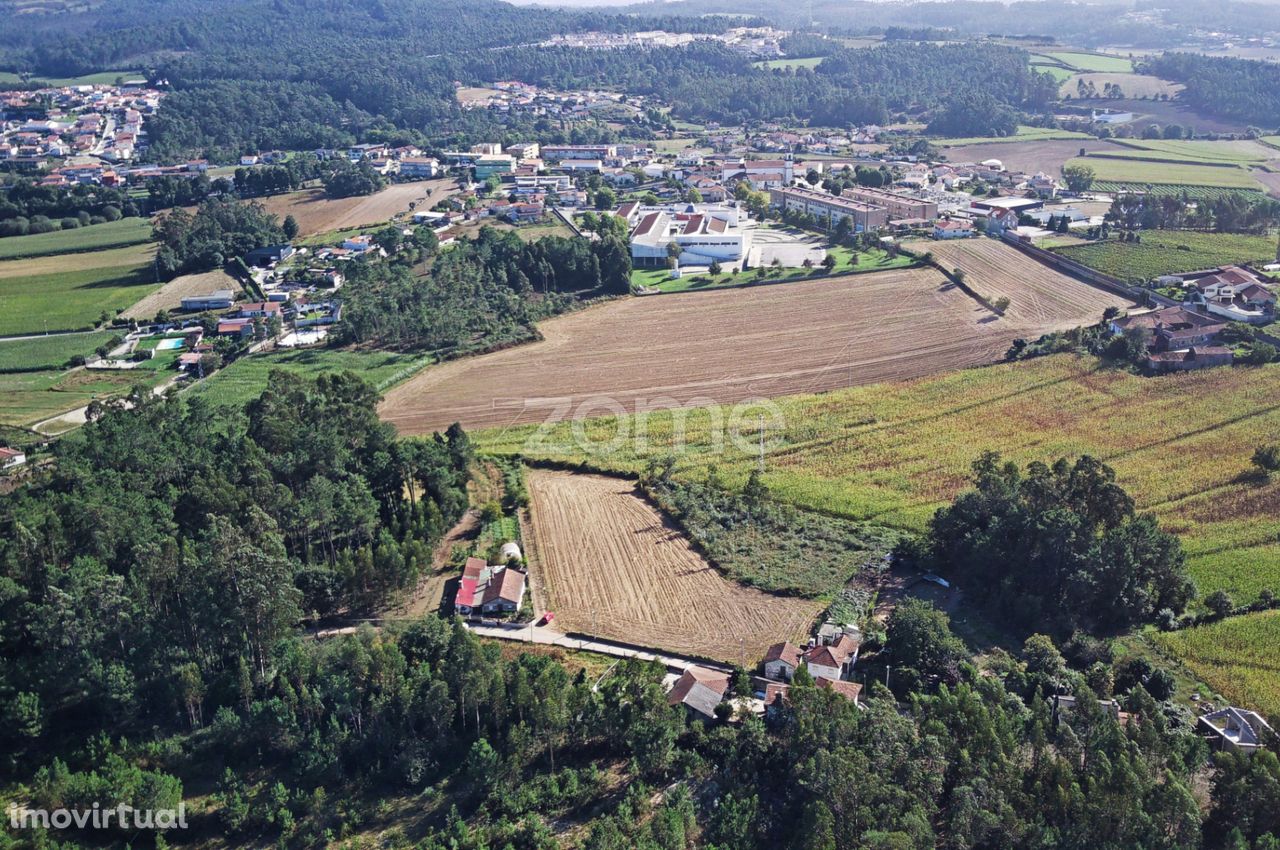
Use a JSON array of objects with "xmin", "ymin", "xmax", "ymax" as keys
[
  {"xmin": 1066, "ymin": 156, "xmax": 1263, "ymax": 190},
  {"xmin": 524, "ymin": 468, "xmax": 823, "ymax": 663}
]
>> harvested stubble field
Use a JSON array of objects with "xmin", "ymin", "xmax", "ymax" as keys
[
  {"xmin": 523, "ymin": 469, "xmax": 823, "ymax": 662},
  {"xmin": 122, "ymin": 268, "xmax": 241, "ymax": 319},
  {"xmin": 906, "ymin": 238, "xmax": 1133, "ymax": 326},
  {"xmin": 258, "ymin": 179, "xmax": 455, "ymax": 237},
  {"xmin": 941, "ymin": 139, "xmax": 1114, "ymax": 175},
  {"xmin": 1060, "ymin": 73, "xmax": 1182, "ymax": 100},
  {"xmin": 477, "ymin": 356, "xmax": 1280, "ymax": 606},
  {"xmin": 381, "ymin": 265, "xmax": 1105, "ymax": 434}
]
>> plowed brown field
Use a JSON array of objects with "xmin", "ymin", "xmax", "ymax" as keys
[
  {"xmin": 381, "ymin": 265, "xmax": 1059, "ymax": 434},
  {"xmin": 524, "ymin": 469, "xmax": 822, "ymax": 663},
  {"xmin": 908, "ymin": 238, "xmax": 1132, "ymax": 326}
]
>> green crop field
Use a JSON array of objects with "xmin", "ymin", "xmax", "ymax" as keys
[
  {"xmin": 0, "ymin": 367, "xmax": 162, "ymax": 428},
  {"xmin": 1067, "ymin": 156, "xmax": 1262, "ymax": 190},
  {"xmin": 0, "ymin": 69, "xmax": 143, "ymax": 89},
  {"xmin": 0, "ymin": 330, "xmax": 117, "ymax": 372},
  {"xmin": 753, "ymin": 56, "xmax": 825, "ymax": 70},
  {"xmin": 189, "ymin": 348, "xmax": 433, "ymax": 410},
  {"xmin": 1262, "ymin": 136, "xmax": 1280, "ymax": 151},
  {"xmin": 1155, "ymin": 610, "xmax": 1280, "ymax": 721},
  {"xmin": 1105, "ymin": 139, "xmax": 1270, "ymax": 165},
  {"xmin": 1032, "ymin": 64, "xmax": 1075, "ymax": 82},
  {"xmin": 940, "ymin": 125, "xmax": 1093, "ymax": 146},
  {"xmin": 1053, "ymin": 230, "xmax": 1277, "ymax": 281},
  {"xmin": 1089, "ymin": 182, "xmax": 1260, "ymax": 201},
  {"xmin": 0, "ymin": 218, "xmax": 152, "ymax": 260},
  {"xmin": 475, "ymin": 355, "xmax": 1280, "ymax": 605},
  {"xmin": 0, "ymin": 243, "xmax": 158, "ymax": 335},
  {"xmin": 1040, "ymin": 51, "xmax": 1134, "ymax": 72}
]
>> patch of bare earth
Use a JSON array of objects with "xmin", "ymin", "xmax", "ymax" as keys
[{"xmin": 524, "ymin": 469, "xmax": 822, "ymax": 664}]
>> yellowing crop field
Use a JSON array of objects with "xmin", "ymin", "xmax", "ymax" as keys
[
  {"xmin": 476, "ymin": 355, "xmax": 1280, "ymax": 605},
  {"xmin": 1155, "ymin": 610, "xmax": 1280, "ymax": 720}
]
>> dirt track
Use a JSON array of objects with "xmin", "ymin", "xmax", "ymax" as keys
[
  {"xmin": 524, "ymin": 469, "xmax": 822, "ymax": 663},
  {"xmin": 381, "ymin": 266, "xmax": 1037, "ymax": 434},
  {"xmin": 908, "ymin": 238, "xmax": 1132, "ymax": 327}
]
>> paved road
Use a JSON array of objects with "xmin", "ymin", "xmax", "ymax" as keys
[{"xmin": 316, "ymin": 618, "xmax": 731, "ymax": 674}]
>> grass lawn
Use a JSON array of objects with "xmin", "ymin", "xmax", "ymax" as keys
[
  {"xmin": 1041, "ymin": 51, "xmax": 1134, "ymax": 72},
  {"xmin": 0, "ymin": 330, "xmax": 118, "ymax": 372},
  {"xmin": 0, "ymin": 218, "xmax": 152, "ymax": 260},
  {"xmin": 475, "ymin": 354, "xmax": 1280, "ymax": 605},
  {"xmin": 1154, "ymin": 610, "xmax": 1280, "ymax": 720},
  {"xmin": 1066, "ymin": 156, "xmax": 1262, "ymax": 190},
  {"xmin": 1053, "ymin": 230, "xmax": 1277, "ymax": 281},
  {"xmin": 940, "ymin": 125, "xmax": 1094, "ymax": 146},
  {"xmin": 0, "ymin": 243, "xmax": 159, "ymax": 335},
  {"xmin": 752, "ymin": 56, "xmax": 825, "ymax": 70},
  {"xmin": 189, "ymin": 348, "xmax": 433, "ymax": 410},
  {"xmin": 0, "ymin": 69, "xmax": 143, "ymax": 88},
  {"xmin": 637, "ymin": 247, "xmax": 915, "ymax": 293},
  {"xmin": 1032, "ymin": 63, "xmax": 1075, "ymax": 82},
  {"xmin": 1261, "ymin": 136, "xmax": 1280, "ymax": 151},
  {"xmin": 0, "ymin": 367, "xmax": 162, "ymax": 427}
]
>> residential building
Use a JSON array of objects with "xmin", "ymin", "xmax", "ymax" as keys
[
  {"xmin": 474, "ymin": 154, "xmax": 516, "ymax": 180},
  {"xmin": 1146, "ymin": 346, "xmax": 1235, "ymax": 373},
  {"xmin": 769, "ymin": 186, "xmax": 888, "ymax": 232},
  {"xmin": 1176, "ymin": 266, "xmax": 1277, "ymax": 324},
  {"xmin": 1110, "ymin": 306, "xmax": 1227, "ymax": 351},
  {"xmin": 237, "ymin": 301, "xmax": 283, "ymax": 319},
  {"xmin": 216, "ymin": 318, "xmax": 254, "ymax": 338},
  {"xmin": 180, "ymin": 290, "xmax": 235, "ymax": 311},
  {"xmin": 841, "ymin": 187, "xmax": 938, "ymax": 221},
  {"xmin": 933, "ymin": 218, "xmax": 975, "ymax": 239},
  {"xmin": 720, "ymin": 158, "xmax": 794, "ymax": 189},
  {"xmin": 801, "ymin": 633, "xmax": 860, "ymax": 681},
  {"xmin": 0, "ymin": 447, "xmax": 27, "ymax": 469},
  {"xmin": 1199, "ymin": 706, "xmax": 1274, "ymax": 753},
  {"xmin": 667, "ymin": 666, "xmax": 731, "ymax": 722},
  {"xmin": 514, "ymin": 174, "xmax": 571, "ymax": 195},
  {"xmin": 762, "ymin": 641, "xmax": 803, "ymax": 682},
  {"xmin": 454, "ymin": 555, "xmax": 526, "ymax": 615},
  {"xmin": 398, "ymin": 157, "xmax": 440, "ymax": 179},
  {"xmin": 505, "ymin": 142, "xmax": 541, "ymax": 160}
]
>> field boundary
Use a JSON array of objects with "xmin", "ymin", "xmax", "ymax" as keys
[{"xmin": 999, "ymin": 233, "xmax": 1173, "ymax": 305}]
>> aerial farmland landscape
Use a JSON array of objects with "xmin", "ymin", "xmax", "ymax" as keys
[{"xmin": 3, "ymin": 0, "xmax": 1280, "ymax": 847}]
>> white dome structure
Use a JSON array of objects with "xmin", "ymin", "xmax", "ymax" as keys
[
  {"xmin": 981, "ymin": 158, "xmax": 1004, "ymax": 171},
  {"xmin": 499, "ymin": 541, "xmax": 523, "ymax": 563}
]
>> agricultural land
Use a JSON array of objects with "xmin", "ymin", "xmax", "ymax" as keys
[
  {"xmin": 258, "ymin": 179, "xmax": 454, "ymax": 238},
  {"xmin": 1053, "ymin": 230, "xmax": 1279, "ymax": 280},
  {"xmin": 0, "ymin": 242, "xmax": 159, "ymax": 335},
  {"xmin": 523, "ymin": 468, "xmax": 823, "ymax": 663},
  {"xmin": 380, "ymin": 262, "xmax": 1119, "ymax": 435},
  {"xmin": 476, "ymin": 355, "xmax": 1280, "ymax": 608},
  {"xmin": 0, "ymin": 217, "xmax": 153, "ymax": 260},
  {"xmin": 906, "ymin": 238, "xmax": 1132, "ymax": 325},
  {"xmin": 189, "ymin": 347, "xmax": 434, "ymax": 411},
  {"xmin": 1155, "ymin": 610, "xmax": 1280, "ymax": 721}
]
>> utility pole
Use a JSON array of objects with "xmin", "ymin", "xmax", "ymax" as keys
[{"xmin": 757, "ymin": 413, "xmax": 765, "ymax": 473}]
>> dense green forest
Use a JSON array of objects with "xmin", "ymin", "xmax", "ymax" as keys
[
  {"xmin": 336, "ymin": 226, "xmax": 631, "ymax": 352},
  {"xmin": 1140, "ymin": 52, "xmax": 1280, "ymax": 128}
]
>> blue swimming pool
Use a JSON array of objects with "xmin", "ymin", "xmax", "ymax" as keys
[{"xmin": 156, "ymin": 338, "xmax": 185, "ymax": 351}]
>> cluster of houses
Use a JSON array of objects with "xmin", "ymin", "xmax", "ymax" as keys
[
  {"xmin": 0, "ymin": 81, "xmax": 160, "ymax": 172},
  {"xmin": 1109, "ymin": 264, "xmax": 1277, "ymax": 372},
  {"xmin": 667, "ymin": 626, "xmax": 865, "ymax": 722}
]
